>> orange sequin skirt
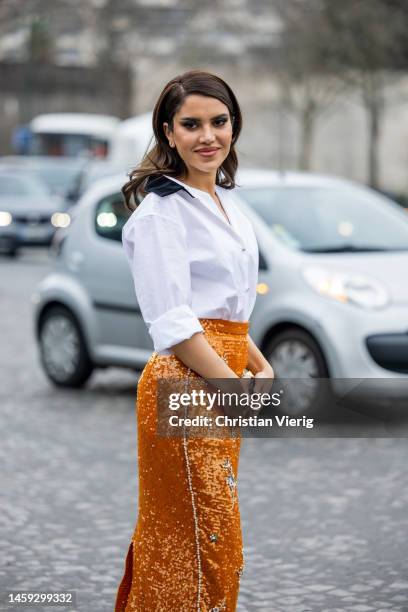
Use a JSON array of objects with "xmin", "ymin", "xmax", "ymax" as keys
[{"xmin": 114, "ymin": 318, "xmax": 249, "ymax": 612}]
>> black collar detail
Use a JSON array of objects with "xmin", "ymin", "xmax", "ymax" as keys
[{"xmin": 145, "ymin": 175, "xmax": 195, "ymax": 198}]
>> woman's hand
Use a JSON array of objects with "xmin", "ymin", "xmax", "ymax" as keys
[
  {"xmin": 255, "ymin": 363, "xmax": 274, "ymax": 378},
  {"xmin": 253, "ymin": 363, "xmax": 275, "ymax": 394},
  {"xmin": 246, "ymin": 335, "xmax": 275, "ymax": 394}
]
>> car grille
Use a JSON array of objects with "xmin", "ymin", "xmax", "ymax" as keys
[
  {"xmin": 13, "ymin": 215, "xmax": 51, "ymax": 224},
  {"xmin": 366, "ymin": 333, "xmax": 408, "ymax": 374}
]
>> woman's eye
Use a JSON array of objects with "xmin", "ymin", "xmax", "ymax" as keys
[{"xmin": 181, "ymin": 119, "xmax": 227, "ymax": 129}]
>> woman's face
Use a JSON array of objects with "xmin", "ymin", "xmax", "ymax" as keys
[{"xmin": 163, "ymin": 94, "xmax": 233, "ymax": 177}]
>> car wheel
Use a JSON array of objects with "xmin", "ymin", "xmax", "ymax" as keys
[
  {"xmin": 39, "ymin": 305, "xmax": 94, "ymax": 387},
  {"xmin": 263, "ymin": 328, "xmax": 329, "ymax": 415},
  {"xmin": 5, "ymin": 247, "xmax": 18, "ymax": 258}
]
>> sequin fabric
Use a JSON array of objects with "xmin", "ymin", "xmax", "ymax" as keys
[{"xmin": 115, "ymin": 318, "xmax": 249, "ymax": 612}]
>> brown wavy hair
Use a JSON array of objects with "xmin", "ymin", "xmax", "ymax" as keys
[{"xmin": 122, "ymin": 69, "xmax": 242, "ymax": 212}]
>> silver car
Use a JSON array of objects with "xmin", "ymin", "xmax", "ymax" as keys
[
  {"xmin": 0, "ymin": 167, "xmax": 68, "ymax": 256},
  {"xmin": 32, "ymin": 170, "xmax": 408, "ymax": 403},
  {"xmin": 0, "ymin": 155, "xmax": 87, "ymax": 200}
]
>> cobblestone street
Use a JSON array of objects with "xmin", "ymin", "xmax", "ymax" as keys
[{"xmin": 1, "ymin": 249, "xmax": 408, "ymax": 612}]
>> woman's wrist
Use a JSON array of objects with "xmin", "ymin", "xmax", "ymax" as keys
[
  {"xmin": 247, "ymin": 335, "xmax": 273, "ymax": 376},
  {"xmin": 259, "ymin": 362, "xmax": 274, "ymax": 376},
  {"xmin": 248, "ymin": 358, "xmax": 272, "ymax": 376}
]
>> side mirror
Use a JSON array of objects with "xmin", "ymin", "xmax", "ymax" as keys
[{"xmin": 259, "ymin": 250, "xmax": 268, "ymax": 271}]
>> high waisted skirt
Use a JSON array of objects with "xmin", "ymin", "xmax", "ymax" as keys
[{"xmin": 115, "ymin": 318, "xmax": 249, "ymax": 612}]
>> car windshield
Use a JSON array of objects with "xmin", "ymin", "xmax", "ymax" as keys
[
  {"xmin": 82, "ymin": 166, "xmax": 111, "ymax": 191},
  {"xmin": 82, "ymin": 164, "xmax": 125, "ymax": 191},
  {"xmin": 239, "ymin": 185, "xmax": 408, "ymax": 252},
  {"xmin": 0, "ymin": 172, "xmax": 50, "ymax": 198},
  {"xmin": 29, "ymin": 164, "xmax": 82, "ymax": 195}
]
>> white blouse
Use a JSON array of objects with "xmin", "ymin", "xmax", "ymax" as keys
[{"xmin": 122, "ymin": 174, "xmax": 259, "ymax": 355}]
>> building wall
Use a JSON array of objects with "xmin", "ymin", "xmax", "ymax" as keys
[
  {"xmin": 0, "ymin": 0, "xmax": 407, "ymax": 194},
  {"xmin": 131, "ymin": 57, "xmax": 408, "ymax": 194},
  {"xmin": 0, "ymin": 61, "xmax": 132, "ymax": 153}
]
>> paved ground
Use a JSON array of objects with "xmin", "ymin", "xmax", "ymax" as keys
[{"xmin": 1, "ymin": 248, "xmax": 408, "ymax": 612}]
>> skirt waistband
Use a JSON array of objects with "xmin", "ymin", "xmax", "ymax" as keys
[{"xmin": 198, "ymin": 318, "xmax": 249, "ymax": 335}]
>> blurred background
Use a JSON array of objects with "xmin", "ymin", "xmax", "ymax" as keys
[
  {"xmin": 2, "ymin": 2, "xmax": 408, "ymax": 611},
  {"xmin": 0, "ymin": 0, "xmax": 408, "ymax": 197}
]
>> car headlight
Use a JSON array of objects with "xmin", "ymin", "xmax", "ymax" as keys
[
  {"xmin": 51, "ymin": 212, "xmax": 71, "ymax": 228},
  {"xmin": 303, "ymin": 266, "xmax": 389, "ymax": 308},
  {"xmin": 0, "ymin": 211, "xmax": 12, "ymax": 227}
]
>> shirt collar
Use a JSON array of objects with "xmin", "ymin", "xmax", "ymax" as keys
[
  {"xmin": 164, "ymin": 175, "xmax": 227, "ymax": 203},
  {"xmin": 145, "ymin": 173, "xmax": 245, "ymax": 246},
  {"xmin": 144, "ymin": 174, "xmax": 196, "ymax": 199}
]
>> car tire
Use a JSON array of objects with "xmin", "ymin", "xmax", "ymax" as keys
[
  {"xmin": 264, "ymin": 327, "xmax": 329, "ymax": 378},
  {"xmin": 263, "ymin": 328, "xmax": 330, "ymax": 416},
  {"xmin": 5, "ymin": 247, "xmax": 18, "ymax": 258},
  {"xmin": 39, "ymin": 305, "xmax": 94, "ymax": 388}
]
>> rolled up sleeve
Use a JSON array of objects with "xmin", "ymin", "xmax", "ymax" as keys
[{"xmin": 122, "ymin": 213, "xmax": 203, "ymax": 353}]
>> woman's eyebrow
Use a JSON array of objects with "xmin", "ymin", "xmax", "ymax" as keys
[{"xmin": 179, "ymin": 113, "xmax": 229, "ymax": 121}]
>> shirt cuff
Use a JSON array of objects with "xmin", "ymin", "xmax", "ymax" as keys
[{"xmin": 148, "ymin": 305, "xmax": 204, "ymax": 353}]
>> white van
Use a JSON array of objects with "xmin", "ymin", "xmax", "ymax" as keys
[
  {"xmin": 108, "ymin": 112, "xmax": 154, "ymax": 168},
  {"xmin": 29, "ymin": 113, "xmax": 120, "ymax": 158}
]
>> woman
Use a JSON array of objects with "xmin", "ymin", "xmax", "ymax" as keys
[{"xmin": 115, "ymin": 70, "xmax": 274, "ymax": 612}]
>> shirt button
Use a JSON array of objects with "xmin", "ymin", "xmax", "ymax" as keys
[{"xmin": 241, "ymin": 247, "xmax": 246, "ymax": 252}]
